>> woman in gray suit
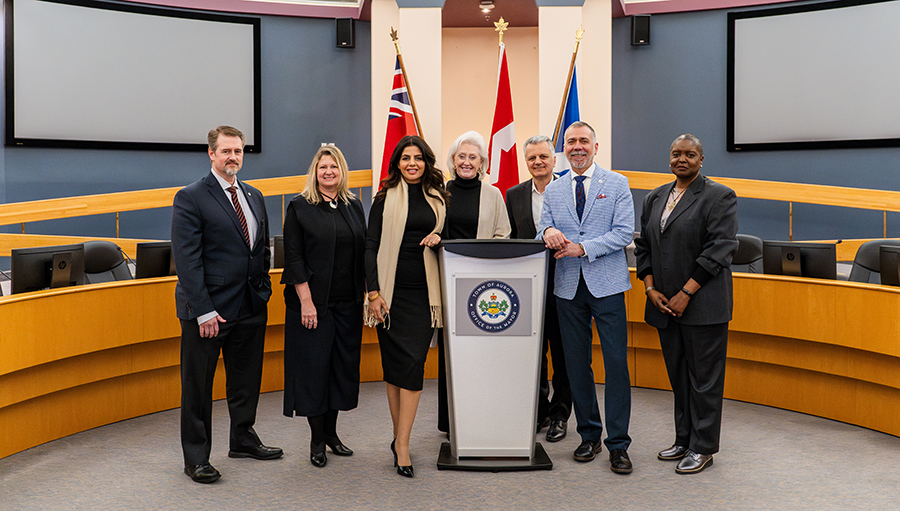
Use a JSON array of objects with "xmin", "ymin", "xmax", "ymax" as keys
[{"xmin": 633, "ymin": 134, "xmax": 738, "ymax": 475}]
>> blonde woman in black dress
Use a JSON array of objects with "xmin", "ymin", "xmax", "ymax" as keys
[
  {"xmin": 365, "ymin": 136, "xmax": 448, "ymax": 478},
  {"xmin": 282, "ymin": 145, "xmax": 366, "ymax": 468}
]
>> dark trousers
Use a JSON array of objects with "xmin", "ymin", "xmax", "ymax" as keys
[
  {"xmin": 180, "ymin": 295, "xmax": 267, "ymax": 466},
  {"xmin": 556, "ymin": 279, "xmax": 631, "ymax": 451},
  {"xmin": 657, "ymin": 321, "xmax": 729, "ymax": 455},
  {"xmin": 537, "ymin": 291, "xmax": 572, "ymax": 423},
  {"xmin": 437, "ymin": 330, "xmax": 448, "ymax": 433}
]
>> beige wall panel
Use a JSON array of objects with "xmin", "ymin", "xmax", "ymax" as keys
[
  {"xmin": 442, "ymin": 27, "xmax": 538, "ymax": 183},
  {"xmin": 399, "ymin": 7, "xmax": 443, "ymax": 160},
  {"xmin": 581, "ymin": 0, "xmax": 612, "ymax": 168},
  {"xmin": 370, "ymin": 0, "xmax": 400, "ymax": 189}
]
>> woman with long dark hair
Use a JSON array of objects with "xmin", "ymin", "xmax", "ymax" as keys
[{"xmin": 365, "ymin": 136, "xmax": 448, "ymax": 478}]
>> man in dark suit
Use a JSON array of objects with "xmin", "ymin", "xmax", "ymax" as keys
[
  {"xmin": 172, "ymin": 126, "xmax": 282, "ymax": 484},
  {"xmin": 538, "ymin": 121, "xmax": 635, "ymax": 474},
  {"xmin": 505, "ymin": 135, "xmax": 572, "ymax": 443}
]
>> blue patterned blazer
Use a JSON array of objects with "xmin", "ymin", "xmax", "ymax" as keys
[{"xmin": 537, "ymin": 163, "xmax": 634, "ymax": 300}]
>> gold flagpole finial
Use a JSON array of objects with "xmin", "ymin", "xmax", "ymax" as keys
[
  {"xmin": 494, "ymin": 17, "xmax": 509, "ymax": 45},
  {"xmin": 574, "ymin": 26, "xmax": 584, "ymax": 53},
  {"xmin": 390, "ymin": 27, "xmax": 401, "ymax": 55}
]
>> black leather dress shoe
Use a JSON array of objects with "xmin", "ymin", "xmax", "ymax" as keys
[
  {"xmin": 310, "ymin": 441, "xmax": 327, "ymax": 468},
  {"xmin": 228, "ymin": 444, "xmax": 284, "ymax": 460},
  {"xmin": 658, "ymin": 444, "xmax": 688, "ymax": 461},
  {"xmin": 184, "ymin": 463, "xmax": 220, "ymax": 484},
  {"xmin": 609, "ymin": 449, "xmax": 633, "ymax": 474},
  {"xmin": 675, "ymin": 451, "xmax": 714, "ymax": 474},
  {"xmin": 573, "ymin": 440, "xmax": 602, "ymax": 462},
  {"xmin": 546, "ymin": 420, "xmax": 567, "ymax": 442},
  {"xmin": 397, "ymin": 465, "xmax": 414, "ymax": 478},
  {"xmin": 325, "ymin": 436, "xmax": 353, "ymax": 456}
]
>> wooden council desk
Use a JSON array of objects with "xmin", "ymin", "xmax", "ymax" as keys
[{"xmin": 1, "ymin": 270, "xmax": 898, "ymax": 458}]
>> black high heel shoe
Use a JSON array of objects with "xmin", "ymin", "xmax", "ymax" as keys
[
  {"xmin": 310, "ymin": 441, "xmax": 327, "ymax": 468},
  {"xmin": 325, "ymin": 436, "xmax": 353, "ymax": 456},
  {"xmin": 392, "ymin": 439, "xmax": 414, "ymax": 477}
]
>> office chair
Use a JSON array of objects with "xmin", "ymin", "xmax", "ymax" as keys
[
  {"xmin": 83, "ymin": 240, "xmax": 133, "ymax": 284},
  {"xmin": 732, "ymin": 234, "xmax": 764, "ymax": 273},
  {"xmin": 847, "ymin": 240, "xmax": 900, "ymax": 284}
]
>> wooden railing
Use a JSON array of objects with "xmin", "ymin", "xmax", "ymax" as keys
[
  {"xmin": 2, "ymin": 169, "xmax": 899, "ymax": 260},
  {"xmin": 621, "ymin": 171, "xmax": 900, "ymax": 241},
  {"xmin": 0, "ymin": 169, "xmax": 374, "ymax": 256}
]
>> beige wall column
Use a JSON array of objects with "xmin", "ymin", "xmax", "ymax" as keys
[
  {"xmin": 370, "ymin": 0, "xmax": 399, "ymax": 190},
  {"xmin": 370, "ymin": 0, "xmax": 443, "ymax": 190},
  {"xmin": 538, "ymin": 0, "xmax": 612, "ymax": 169}
]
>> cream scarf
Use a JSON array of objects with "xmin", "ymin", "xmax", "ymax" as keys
[{"xmin": 366, "ymin": 179, "xmax": 445, "ymax": 328}]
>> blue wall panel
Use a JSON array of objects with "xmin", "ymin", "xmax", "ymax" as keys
[
  {"xmin": 611, "ymin": 8, "xmax": 900, "ymax": 242},
  {"xmin": 1, "ymin": 14, "xmax": 371, "ymax": 245}
]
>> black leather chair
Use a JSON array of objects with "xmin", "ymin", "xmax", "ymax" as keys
[
  {"xmin": 847, "ymin": 240, "xmax": 900, "ymax": 284},
  {"xmin": 732, "ymin": 234, "xmax": 763, "ymax": 273},
  {"xmin": 83, "ymin": 240, "xmax": 133, "ymax": 284}
]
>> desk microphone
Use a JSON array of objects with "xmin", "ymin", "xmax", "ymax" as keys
[{"xmin": 116, "ymin": 245, "xmax": 137, "ymax": 266}]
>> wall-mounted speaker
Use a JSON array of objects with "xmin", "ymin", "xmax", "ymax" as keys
[
  {"xmin": 336, "ymin": 18, "xmax": 355, "ymax": 49},
  {"xmin": 631, "ymin": 14, "xmax": 650, "ymax": 46}
]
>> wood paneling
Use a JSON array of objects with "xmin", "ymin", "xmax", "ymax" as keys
[{"xmin": 3, "ymin": 248, "xmax": 900, "ymax": 460}]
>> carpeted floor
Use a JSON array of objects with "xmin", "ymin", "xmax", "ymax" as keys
[{"xmin": 1, "ymin": 381, "xmax": 897, "ymax": 510}]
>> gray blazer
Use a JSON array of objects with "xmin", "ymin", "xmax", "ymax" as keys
[{"xmin": 634, "ymin": 175, "xmax": 738, "ymax": 328}]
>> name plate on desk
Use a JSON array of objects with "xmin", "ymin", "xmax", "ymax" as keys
[{"xmin": 455, "ymin": 278, "xmax": 532, "ymax": 337}]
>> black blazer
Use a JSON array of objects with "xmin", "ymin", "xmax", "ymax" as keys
[
  {"xmin": 505, "ymin": 178, "xmax": 538, "ymax": 240},
  {"xmin": 172, "ymin": 172, "xmax": 272, "ymax": 321},
  {"xmin": 634, "ymin": 175, "xmax": 739, "ymax": 328},
  {"xmin": 281, "ymin": 194, "xmax": 366, "ymax": 310},
  {"xmin": 506, "ymin": 177, "xmax": 557, "ymax": 283}
]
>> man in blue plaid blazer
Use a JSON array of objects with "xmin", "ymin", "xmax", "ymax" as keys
[{"xmin": 537, "ymin": 121, "xmax": 635, "ymax": 474}]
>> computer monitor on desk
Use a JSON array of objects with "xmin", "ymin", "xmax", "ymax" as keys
[
  {"xmin": 134, "ymin": 241, "xmax": 176, "ymax": 279},
  {"xmin": 879, "ymin": 245, "xmax": 900, "ymax": 287},
  {"xmin": 762, "ymin": 241, "xmax": 837, "ymax": 280},
  {"xmin": 11, "ymin": 244, "xmax": 86, "ymax": 294}
]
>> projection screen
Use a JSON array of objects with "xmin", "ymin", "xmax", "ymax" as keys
[
  {"xmin": 6, "ymin": 0, "xmax": 261, "ymax": 151},
  {"xmin": 727, "ymin": 0, "xmax": 900, "ymax": 152}
]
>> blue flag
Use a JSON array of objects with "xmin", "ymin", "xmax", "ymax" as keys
[{"xmin": 554, "ymin": 66, "xmax": 580, "ymax": 175}]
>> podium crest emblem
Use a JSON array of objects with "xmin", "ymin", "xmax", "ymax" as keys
[{"xmin": 467, "ymin": 280, "xmax": 520, "ymax": 332}]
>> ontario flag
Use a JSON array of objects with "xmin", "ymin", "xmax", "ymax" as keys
[
  {"xmin": 380, "ymin": 57, "xmax": 418, "ymax": 186},
  {"xmin": 488, "ymin": 42, "xmax": 519, "ymax": 199}
]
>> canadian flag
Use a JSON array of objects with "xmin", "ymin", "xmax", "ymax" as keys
[{"xmin": 488, "ymin": 42, "xmax": 519, "ymax": 199}]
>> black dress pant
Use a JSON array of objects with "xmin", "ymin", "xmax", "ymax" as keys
[
  {"xmin": 536, "ymin": 292, "xmax": 572, "ymax": 424},
  {"xmin": 180, "ymin": 293, "xmax": 267, "ymax": 465},
  {"xmin": 657, "ymin": 321, "xmax": 729, "ymax": 455}
]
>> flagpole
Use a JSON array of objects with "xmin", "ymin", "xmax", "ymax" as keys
[
  {"xmin": 552, "ymin": 27, "xmax": 584, "ymax": 147},
  {"xmin": 391, "ymin": 28, "xmax": 423, "ymax": 140}
]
